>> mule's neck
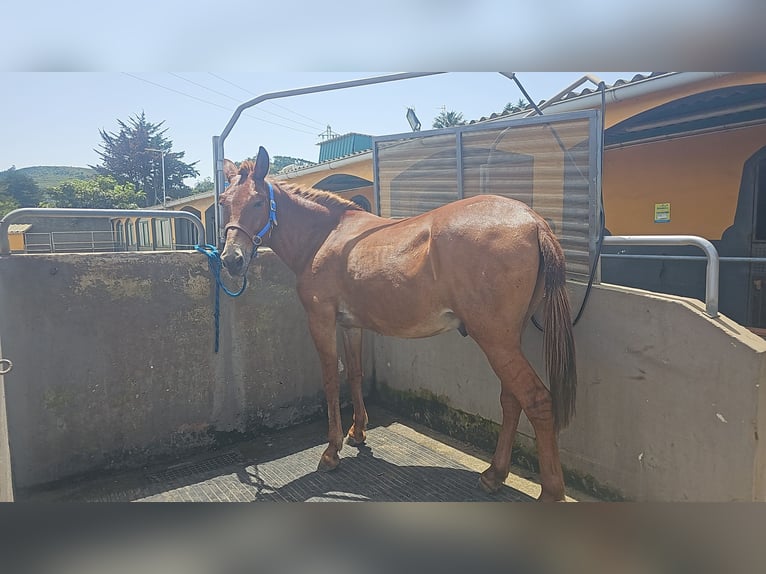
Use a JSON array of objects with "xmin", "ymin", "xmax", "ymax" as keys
[{"xmin": 266, "ymin": 183, "xmax": 345, "ymax": 275}]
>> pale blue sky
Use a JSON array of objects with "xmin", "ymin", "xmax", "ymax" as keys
[{"xmin": 1, "ymin": 72, "xmax": 643, "ymax": 182}]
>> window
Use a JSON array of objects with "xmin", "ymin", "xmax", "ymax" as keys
[
  {"xmin": 114, "ymin": 221, "xmax": 124, "ymax": 250},
  {"xmin": 154, "ymin": 218, "xmax": 172, "ymax": 249},
  {"xmin": 137, "ymin": 219, "xmax": 151, "ymax": 250},
  {"xmin": 125, "ymin": 220, "xmax": 135, "ymax": 249}
]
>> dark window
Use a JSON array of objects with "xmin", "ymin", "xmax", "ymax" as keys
[{"xmin": 755, "ymin": 157, "xmax": 766, "ymax": 241}]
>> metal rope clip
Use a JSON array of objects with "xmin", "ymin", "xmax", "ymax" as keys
[{"xmin": 0, "ymin": 359, "xmax": 12, "ymax": 375}]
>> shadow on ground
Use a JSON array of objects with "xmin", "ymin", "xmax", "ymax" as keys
[{"xmin": 21, "ymin": 406, "xmax": 533, "ymax": 502}]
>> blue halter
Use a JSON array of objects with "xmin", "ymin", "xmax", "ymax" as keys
[{"xmin": 252, "ymin": 182, "xmax": 278, "ymax": 248}]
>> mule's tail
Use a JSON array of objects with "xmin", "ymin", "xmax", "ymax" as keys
[{"xmin": 538, "ymin": 226, "xmax": 577, "ymax": 432}]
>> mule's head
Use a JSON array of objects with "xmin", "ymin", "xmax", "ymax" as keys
[{"xmin": 219, "ymin": 146, "xmax": 272, "ymax": 276}]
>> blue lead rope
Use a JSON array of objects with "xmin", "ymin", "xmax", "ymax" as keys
[
  {"xmin": 197, "ymin": 182, "xmax": 278, "ymax": 352},
  {"xmin": 195, "ymin": 244, "xmax": 248, "ymax": 353}
]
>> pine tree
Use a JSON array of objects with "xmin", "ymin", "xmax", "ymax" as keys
[{"xmin": 92, "ymin": 112, "xmax": 199, "ymax": 207}]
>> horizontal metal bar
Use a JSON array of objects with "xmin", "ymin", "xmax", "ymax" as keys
[
  {"xmin": 220, "ymin": 73, "xmax": 447, "ymax": 143},
  {"xmin": 0, "ymin": 208, "xmax": 205, "ymax": 255},
  {"xmin": 602, "ymin": 254, "xmax": 766, "ymax": 263},
  {"xmin": 602, "ymin": 235, "xmax": 719, "ymax": 317}
]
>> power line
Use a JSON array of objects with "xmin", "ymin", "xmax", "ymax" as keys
[
  {"xmin": 171, "ymin": 73, "xmax": 323, "ymax": 132},
  {"xmin": 169, "ymin": 72, "xmax": 240, "ymax": 102},
  {"xmin": 121, "ymin": 73, "xmax": 317, "ymax": 136},
  {"xmin": 207, "ymin": 72, "xmax": 327, "ymax": 129}
]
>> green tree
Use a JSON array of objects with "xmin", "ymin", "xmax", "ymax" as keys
[
  {"xmin": 271, "ymin": 155, "xmax": 315, "ymax": 173},
  {"xmin": 42, "ymin": 176, "xmax": 144, "ymax": 209},
  {"xmin": 0, "ymin": 167, "xmax": 42, "ymax": 208},
  {"xmin": 502, "ymin": 98, "xmax": 528, "ymax": 114},
  {"xmin": 0, "ymin": 194, "xmax": 19, "ymax": 218},
  {"xmin": 241, "ymin": 154, "xmax": 315, "ymax": 174},
  {"xmin": 92, "ymin": 112, "xmax": 199, "ymax": 207},
  {"xmin": 191, "ymin": 177, "xmax": 214, "ymax": 195},
  {"xmin": 432, "ymin": 109, "xmax": 466, "ymax": 129}
]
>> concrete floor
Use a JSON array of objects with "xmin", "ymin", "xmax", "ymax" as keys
[{"xmin": 22, "ymin": 406, "xmax": 595, "ymax": 502}]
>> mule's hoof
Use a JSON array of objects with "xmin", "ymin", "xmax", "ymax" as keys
[
  {"xmin": 537, "ymin": 491, "xmax": 567, "ymax": 502},
  {"xmin": 478, "ymin": 466, "xmax": 506, "ymax": 494},
  {"xmin": 317, "ymin": 452, "xmax": 340, "ymax": 472},
  {"xmin": 345, "ymin": 433, "xmax": 366, "ymax": 447},
  {"xmin": 478, "ymin": 474, "xmax": 502, "ymax": 495}
]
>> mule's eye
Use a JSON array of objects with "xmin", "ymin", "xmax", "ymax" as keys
[{"xmin": 253, "ymin": 199, "xmax": 265, "ymax": 208}]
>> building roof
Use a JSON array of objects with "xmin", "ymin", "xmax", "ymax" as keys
[
  {"xmin": 154, "ymin": 190, "xmax": 214, "ymax": 209},
  {"xmin": 468, "ymin": 73, "xmax": 670, "ymax": 124},
  {"xmin": 317, "ymin": 131, "xmax": 374, "ymax": 145},
  {"xmin": 8, "ymin": 224, "xmax": 32, "ymax": 234}
]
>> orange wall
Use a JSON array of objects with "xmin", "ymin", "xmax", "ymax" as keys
[
  {"xmin": 9, "ymin": 233, "xmax": 25, "ymax": 252},
  {"xmin": 603, "ymin": 124, "xmax": 766, "ymax": 238},
  {"xmin": 277, "ymin": 156, "xmax": 373, "ymax": 188}
]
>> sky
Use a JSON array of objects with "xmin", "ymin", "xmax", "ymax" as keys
[{"xmin": 1, "ymin": 72, "xmax": 644, "ymax": 183}]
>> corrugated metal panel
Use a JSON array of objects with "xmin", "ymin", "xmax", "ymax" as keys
[
  {"xmin": 376, "ymin": 133, "xmax": 458, "ymax": 218},
  {"xmin": 374, "ymin": 112, "xmax": 600, "ymax": 283},
  {"xmin": 319, "ymin": 133, "xmax": 373, "ymax": 163}
]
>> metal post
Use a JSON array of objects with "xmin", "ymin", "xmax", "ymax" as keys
[
  {"xmin": 161, "ymin": 153, "xmax": 166, "ymax": 207},
  {"xmin": 146, "ymin": 148, "xmax": 167, "ymax": 207},
  {"xmin": 213, "ymin": 136, "xmax": 223, "ymax": 248},
  {"xmin": 0, "ymin": 353, "xmax": 12, "ymax": 500}
]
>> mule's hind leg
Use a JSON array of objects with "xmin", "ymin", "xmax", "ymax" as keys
[
  {"xmin": 342, "ymin": 327, "xmax": 368, "ymax": 446},
  {"xmin": 476, "ymin": 342, "xmax": 566, "ymax": 501},
  {"xmin": 479, "ymin": 388, "xmax": 522, "ymax": 494}
]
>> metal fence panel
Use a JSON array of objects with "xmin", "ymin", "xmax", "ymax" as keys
[{"xmin": 373, "ymin": 111, "xmax": 602, "ymax": 283}]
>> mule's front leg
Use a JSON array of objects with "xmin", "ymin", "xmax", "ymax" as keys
[
  {"xmin": 342, "ymin": 327, "xmax": 368, "ymax": 446},
  {"xmin": 307, "ymin": 312, "xmax": 344, "ymax": 472}
]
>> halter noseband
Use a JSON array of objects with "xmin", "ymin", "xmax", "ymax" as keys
[{"xmin": 224, "ymin": 182, "xmax": 278, "ymax": 254}]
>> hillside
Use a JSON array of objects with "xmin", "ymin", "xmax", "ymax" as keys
[{"xmin": 16, "ymin": 166, "xmax": 95, "ymax": 189}]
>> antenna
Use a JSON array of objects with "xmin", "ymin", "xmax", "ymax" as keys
[{"xmin": 317, "ymin": 125, "xmax": 338, "ymax": 141}]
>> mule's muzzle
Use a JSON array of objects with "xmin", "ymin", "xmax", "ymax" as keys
[{"xmin": 221, "ymin": 244, "xmax": 246, "ymax": 276}]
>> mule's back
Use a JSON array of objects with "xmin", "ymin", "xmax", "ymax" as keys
[{"xmin": 316, "ymin": 195, "xmax": 547, "ymax": 338}]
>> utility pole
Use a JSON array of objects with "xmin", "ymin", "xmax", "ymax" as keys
[{"xmin": 145, "ymin": 148, "xmax": 167, "ymax": 207}]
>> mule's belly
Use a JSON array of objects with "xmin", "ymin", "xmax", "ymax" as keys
[{"xmin": 337, "ymin": 304, "xmax": 462, "ymax": 338}]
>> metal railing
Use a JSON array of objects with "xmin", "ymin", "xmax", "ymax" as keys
[
  {"xmin": 24, "ymin": 231, "xmax": 117, "ymax": 253},
  {"xmin": 602, "ymin": 235, "xmax": 719, "ymax": 318},
  {"xmin": 0, "ymin": 208, "xmax": 205, "ymax": 255}
]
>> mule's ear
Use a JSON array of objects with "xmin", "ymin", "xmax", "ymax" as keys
[
  {"xmin": 223, "ymin": 159, "xmax": 239, "ymax": 183},
  {"xmin": 253, "ymin": 146, "xmax": 270, "ymax": 181}
]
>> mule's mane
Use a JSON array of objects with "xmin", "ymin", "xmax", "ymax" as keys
[
  {"xmin": 234, "ymin": 161, "xmax": 362, "ymax": 212},
  {"xmin": 283, "ymin": 183, "xmax": 363, "ymax": 212},
  {"xmin": 238, "ymin": 160, "xmax": 256, "ymax": 180}
]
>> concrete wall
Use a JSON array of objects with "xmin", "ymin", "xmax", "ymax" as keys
[
  {"xmin": 2, "ymin": 249, "xmax": 766, "ymax": 500},
  {"xmin": 0, "ymin": 251, "xmax": 372, "ymax": 491},
  {"xmin": 374, "ymin": 283, "xmax": 766, "ymax": 502}
]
